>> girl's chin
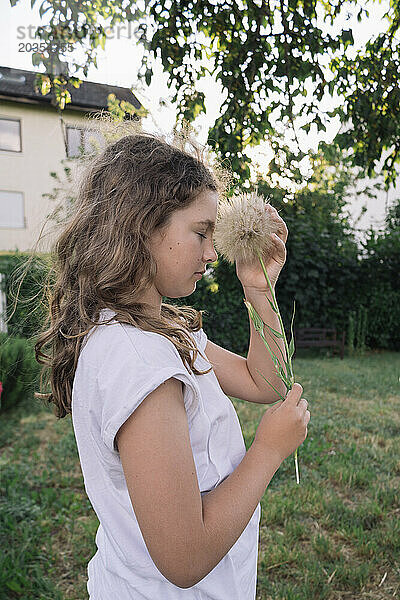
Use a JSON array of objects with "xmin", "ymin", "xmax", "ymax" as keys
[{"xmin": 161, "ymin": 283, "xmax": 196, "ymax": 298}]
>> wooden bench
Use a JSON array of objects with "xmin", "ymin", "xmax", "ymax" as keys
[{"xmin": 284, "ymin": 328, "xmax": 346, "ymax": 359}]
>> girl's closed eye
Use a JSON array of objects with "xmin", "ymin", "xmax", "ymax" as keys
[{"xmin": 197, "ymin": 232, "xmax": 207, "ymax": 240}]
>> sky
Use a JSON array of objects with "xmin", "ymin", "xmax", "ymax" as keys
[{"xmin": 0, "ymin": 0, "xmax": 397, "ymax": 241}]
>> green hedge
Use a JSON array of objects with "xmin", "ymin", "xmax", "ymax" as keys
[
  {"xmin": 1, "ymin": 221, "xmax": 399, "ymax": 355},
  {"xmin": 356, "ymin": 228, "xmax": 400, "ymax": 351},
  {"xmin": 0, "ymin": 252, "xmax": 50, "ymax": 339},
  {"xmin": 0, "ymin": 334, "xmax": 41, "ymax": 412},
  {"xmin": 181, "ymin": 220, "xmax": 400, "ymax": 353}
]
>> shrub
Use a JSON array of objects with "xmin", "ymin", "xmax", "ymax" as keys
[
  {"xmin": 0, "ymin": 252, "xmax": 50, "ymax": 339},
  {"xmin": 0, "ymin": 334, "xmax": 40, "ymax": 412}
]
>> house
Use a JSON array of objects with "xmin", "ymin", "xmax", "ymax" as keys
[{"xmin": 0, "ymin": 65, "xmax": 142, "ymax": 252}]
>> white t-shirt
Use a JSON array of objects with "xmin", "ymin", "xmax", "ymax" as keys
[{"xmin": 72, "ymin": 308, "xmax": 261, "ymax": 600}]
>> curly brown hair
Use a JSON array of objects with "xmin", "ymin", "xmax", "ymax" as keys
[{"xmin": 35, "ymin": 121, "xmax": 231, "ymax": 418}]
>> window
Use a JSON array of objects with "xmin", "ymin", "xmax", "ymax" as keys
[
  {"xmin": 66, "ymin": 126, "xmax": 104, "ymax": 157},
  {"xmin": 0, "ymin": 190, "xmax": 25, "ymax": 228},
  {"xmin": 0, "ymin": 118, "xmax": 21, "ymax": 152}
]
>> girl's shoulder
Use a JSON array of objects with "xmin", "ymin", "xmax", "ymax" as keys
[{"xmin": 81, "ymin": 308, "xmax": 194, "ymax": 369}]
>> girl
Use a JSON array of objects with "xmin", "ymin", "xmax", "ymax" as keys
[{"xmin": 35, "ymin": 127, "xmax": 309, "ymax": 599}]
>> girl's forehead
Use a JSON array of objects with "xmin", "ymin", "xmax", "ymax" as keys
[{"xmin": 171, "ymin": 190, "xmax": 218, "ymax": 227}]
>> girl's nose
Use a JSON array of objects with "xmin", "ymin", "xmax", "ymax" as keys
[{"xmin": 204, "ymin": 242, "xmax": 218, "ymax": 264}]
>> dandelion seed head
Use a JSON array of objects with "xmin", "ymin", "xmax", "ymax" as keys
[{"xmin": 213, "ymin": 191, "xmax": 280, "ymax": 264}]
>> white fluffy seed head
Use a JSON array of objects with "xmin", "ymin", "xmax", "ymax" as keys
[{"xmin": 213, "ymin": 191, "xmax": 280, "ymax": 265}]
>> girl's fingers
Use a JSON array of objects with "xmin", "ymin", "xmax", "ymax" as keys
[
  {"xmin": 267, "ymin": 205, "xmax": 288, "ymax": 239},
  {"xmin": 267, "ymin": 400, "xmax": 284, "ymax": 413},
  {"xmin": 297, "ymin": 398, "xmax": 308, "ymax": 411},
  {"xmin": 286, "ymin": 383, "xmax": 304, "ymax": 405}
]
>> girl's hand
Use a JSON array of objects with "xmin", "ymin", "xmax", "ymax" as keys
[
  {"xmin": 235, "ymin": 205, "xmax": 288, "ymax": 292},
  {"xmin": 254, "ymin": 383, "xmax": 310, "ymax": 462}
]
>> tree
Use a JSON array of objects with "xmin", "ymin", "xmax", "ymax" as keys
[
  {"xmin": 330, "ymin": 29, "xmax": 400, "ymax": 188},
  {"xmin": 384, "ymin": 197, "xmax": 400, "ymax": 232},
  {"xmin": 9, "ymin": 0, "xmax": 145, "ymax": 111},
  {"xmin": 11, "ymin": 0, "xmax": 400, "ymax": 187}
]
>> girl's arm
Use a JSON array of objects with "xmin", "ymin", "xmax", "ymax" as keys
[{"xmin": 117, "ymin": 379, "xmax": 306, "ymax": 589}]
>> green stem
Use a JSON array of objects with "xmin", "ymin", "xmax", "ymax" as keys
[
  {"xmin": 263, "ymin": 323, "xmax": 289, "ymax": 366},
  {"xmin": 255, "ymin": 250, "xmax": 294, "ymax": 388},
  {"xmin": 255, "ymin": 249, "xmax": 299, "ymax": 483}
]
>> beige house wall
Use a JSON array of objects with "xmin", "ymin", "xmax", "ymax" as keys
[{"xmin": 0, "ymin": 100, "xmax": 93, "ymax": 252}]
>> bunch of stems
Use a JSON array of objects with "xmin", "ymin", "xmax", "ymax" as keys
[{"xmin": 243, "ymin": 250, "xmax": 300, "ymax": 484}]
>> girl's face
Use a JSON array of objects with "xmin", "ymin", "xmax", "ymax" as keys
[{"xmin": 147, "ymin": 189, "xmax": 219, "ymax": 305}]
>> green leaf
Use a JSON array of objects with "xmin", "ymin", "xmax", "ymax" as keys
[
  {"xmin": 6, "ymin": 580, "xmax": 23, "ymax": 592},
  {"xmin": 39, "ymin": 2, "xmax": 51, "ymax": 18},
  {"xmin": 32, "ymin": 52, "xmax": 43, "ymax": 67},
  {"xmin": 288, "ymin": 335, "xmax": 295, "ymax": 362},
  {"xmin": 300, "ymin": 122, "xmax": 312, "ymax": 133},
  {"xmin": 265, "ymin": 294, "xmax": 278, "ymax": 313},
  {"xmin": 264, "ymin": 323, "xmax": 284, "ymax": 339},
  {"xmin": 145, "ymin": 68, "xmax": 153, "ymax": 86},
  {"xmin": 254, "ymin": 368, "xmax": 286, "ymax": 401},
  {"xmin": 259, "ymin": 332, "xmax": 290, "ymax": 386},
  {"xmin": 341, "ymin": 29, "xmax": 354, "ymax": 46},
  {"xmin": 244, "ymin": 300, "xmax": 264, "ymax": 333}
]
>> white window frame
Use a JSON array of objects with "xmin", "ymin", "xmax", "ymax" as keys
[
  {"xmin": 66, "ymin": 125, "xmax": 104, "ymax": 158},
  {"xmin": 0, "ymin": 190, "xmax": 25, "ymax": 229},
  {"xmin": 0, "ymin": 116, "xmax": 22, "ymax": 153}
]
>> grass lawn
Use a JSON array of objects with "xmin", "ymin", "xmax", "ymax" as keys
[{"xmin": 1, "ymin": 349, "xmax": 399, "ymax": 599}]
